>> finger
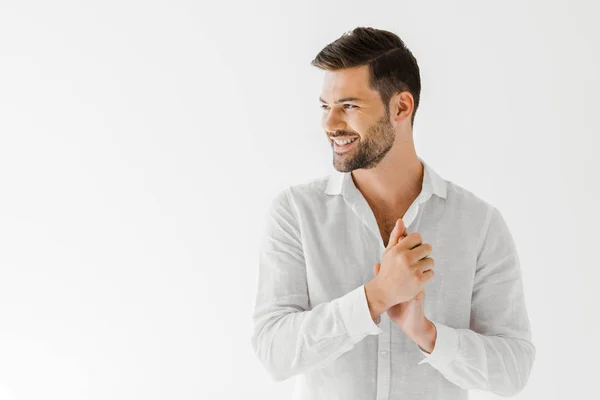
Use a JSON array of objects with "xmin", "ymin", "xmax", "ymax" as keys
[
  {"xmin": 396, "ymin": 231, "xmax": 423, "ymax": 252},
  {"xmin": 385, "ymin": 220, "xmax": 400, "ymax": 251},
  {"xmin": 386, "ymin": 218, "xmax": 405, "ymax": 250},
  {"xmin": 420, "ymin": 268, "xmax": 435, "ymax": 283},
  {"xmin": 409, "ymin": 242, "xmax": 432, "ymax": 262},
  {"xmin": 415, "ymin": 256, "xmax": 435, "ymax": 273},
  {"xmin": 401, "ymin": 225, "xmax": 408, "ymax": 237}
]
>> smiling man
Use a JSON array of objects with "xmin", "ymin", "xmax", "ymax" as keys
[{"xmin": 250, "ymin": 27, "xmax": 535, "ymax": 400}]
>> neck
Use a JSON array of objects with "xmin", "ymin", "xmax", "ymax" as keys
[{"xmin": 350, "ymin": 140, "xmax": 424, "ymax": 212}]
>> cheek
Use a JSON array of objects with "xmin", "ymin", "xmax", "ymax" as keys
[{"xmin": 349, "ymin": 113, "xmax": 371, "ymax": 131}]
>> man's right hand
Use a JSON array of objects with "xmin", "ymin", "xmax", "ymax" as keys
[{"xmin": 366, "ymin": 218, "xmax": 435, "ymax": 315}]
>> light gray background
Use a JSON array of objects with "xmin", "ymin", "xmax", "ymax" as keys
[{"xmin": 0, "ymin": 1, "xmax": 598, "ymax": 399}]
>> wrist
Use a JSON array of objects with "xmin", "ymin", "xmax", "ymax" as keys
[
  {"xmin": 409, "ymin": 318, "xmax": 437, "ymax": 353},
  {"xmin": 364, "ymin": 279, "xmax": 389, "ymax": 321}
]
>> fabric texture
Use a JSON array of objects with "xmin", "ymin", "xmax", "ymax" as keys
[{"xmin": 250, "ymin": 156, "xmax": 535, "ymax": 400}]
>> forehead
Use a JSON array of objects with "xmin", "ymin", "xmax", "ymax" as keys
[{"xmin": 320, "ymin": 66, "xmax": 377, "ymax": 102}]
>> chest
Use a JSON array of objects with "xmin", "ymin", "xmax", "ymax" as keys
[
  {"xmin": 372, "ymin": 208, "xmax": 409, "ymax": 248},
  {"xmin": 304, "ymin": 209, "xmax": 476, "ymax": 328}
]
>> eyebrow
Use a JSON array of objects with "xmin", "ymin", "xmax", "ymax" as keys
[{"xmin": 319, "ymin": 96, "xmax": 365, "ymax": 104}]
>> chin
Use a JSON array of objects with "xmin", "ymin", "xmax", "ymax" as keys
[{"xmin": 332, "ymin": 161, "xmax": 355, "ymax": 173}]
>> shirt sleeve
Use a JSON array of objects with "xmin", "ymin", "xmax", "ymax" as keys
[
  {"xmin": 250, "ymin": 188, "xmax": 383, "ymax": 383},
  {"xmin": 414, "ymin": 206, "xmax": 536, "ymax": 397}
]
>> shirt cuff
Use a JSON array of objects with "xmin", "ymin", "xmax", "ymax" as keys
[
  {"xmin": 335, "ymin": 284, "xmax": 384, "ymax": 343},
  {"xmin": 416, "ymin": 320, "xmax": 459, "ymax": 366}
]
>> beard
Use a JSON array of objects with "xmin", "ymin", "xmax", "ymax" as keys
[{"xmin": 331, "ymin": 113, "xmax": 395, "ymax": 172}]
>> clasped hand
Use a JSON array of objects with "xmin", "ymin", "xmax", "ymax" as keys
[{"xmin": 373, "ymin": 218, "xmax": 435, "ymax": 337}]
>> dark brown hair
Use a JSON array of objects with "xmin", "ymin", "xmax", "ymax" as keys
[{"xmin": 311, "ymin": 27, "xmax": 421, "ymax": 127}]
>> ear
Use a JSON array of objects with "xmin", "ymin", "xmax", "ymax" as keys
[{"xmin": 389, "ymin": 91, "xmax": 414, "ymax": 124}]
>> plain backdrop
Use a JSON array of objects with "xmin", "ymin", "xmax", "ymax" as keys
[{"xmin": 0, "ymin": 1, "xmax": 599, "ymax": 399}]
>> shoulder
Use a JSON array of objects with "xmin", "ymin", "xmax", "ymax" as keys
[
  {"xmin": 445, "ymin": 179, "xmax": 496, "ymax": 218},
  {"xmin": 275, "ymin": 173, "xmax": 331, "ymax": 204},
  {"xmin": 266, "ymin": 173, "xmax": 331, "ymax": 216},
  {"xmin": 442, "ymin": 180, "xmax": 500, "ymax": 251}
]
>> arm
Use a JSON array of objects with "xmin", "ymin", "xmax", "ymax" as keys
[
  {"xmin": 415, "ymin": 206, "xmax": 536, "ymax": 397},
  {"xmin": 250, "ymin": 188, "xmax": 383, "ymax": 382}
]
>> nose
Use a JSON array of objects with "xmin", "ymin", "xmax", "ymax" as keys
[{"xmin": 321, "ymin": 109, "xmax": 346, "ymax": 134}]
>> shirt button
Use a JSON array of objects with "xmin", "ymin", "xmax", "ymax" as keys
[{"xmin": 380, "ymin": 351, "xmax": 388, "ymax": 357}]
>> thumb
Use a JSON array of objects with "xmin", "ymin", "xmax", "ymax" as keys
[
  {"xmin": 386, "ymin": 218, "xmax": 406, "ymax": 251},
  {"xmin": 373, "ymin": 263, "xmax": 381, "ymax": 276}
]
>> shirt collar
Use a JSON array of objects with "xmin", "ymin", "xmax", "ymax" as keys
[{"xmin": 324, "ymin": 155, "xmax": 447, "ymax": 200}]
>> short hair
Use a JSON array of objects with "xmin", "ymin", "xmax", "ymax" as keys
[{"xmin": 311, "ymin": 27, "xmax": 421, "ymax": 127}]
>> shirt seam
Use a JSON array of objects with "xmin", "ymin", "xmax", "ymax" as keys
[
  {"xmin": 284, "ymin": 186, "xmax": 310, "ymax": 307},
  {"xmin": 471, "ymin": 205, "xmax": 495, "ymax": 307},
  {"xmin": 285, "ymin": 186, "xmax": 304, "ymax": 247},
  {"xmin": 475, "ymin": 205, "xmax": 495, "ymax": 265}
]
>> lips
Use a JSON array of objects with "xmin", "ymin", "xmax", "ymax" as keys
[{"xmin": 333, "ymin": 137, "xmax": 358, "ymax": 152}]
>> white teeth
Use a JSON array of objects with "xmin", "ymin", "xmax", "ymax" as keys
[{"xmin": 334, "ymin": 137, "xmax": 357, "ymax": 145}]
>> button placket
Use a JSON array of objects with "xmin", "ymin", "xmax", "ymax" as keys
[{"xmin": 376, "ymin": 313, "xmax": 391, "ymax": 400}]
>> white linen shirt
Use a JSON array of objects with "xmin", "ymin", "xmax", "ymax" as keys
[{"xmin": 250, "ymin": 156, "xmax": 535, "ymax": 399}]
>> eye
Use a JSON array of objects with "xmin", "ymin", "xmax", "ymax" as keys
[{"xmin": 320, "ymin": 104, "xmax": 358, "ymax": 110}]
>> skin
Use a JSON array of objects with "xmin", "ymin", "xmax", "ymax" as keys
[
  {"xmin": 319, "ymin": 65, "xmax": 423, "ymax": 212},
  {"xmin": 319, "ymin": 65, "xmax": 437, "ymax": 353},
  {"xmin": 374, "ymin": 220, "xmax": 436, "ymax": 353}
]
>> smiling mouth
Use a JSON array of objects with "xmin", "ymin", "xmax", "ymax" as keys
[{"xmin": 333, "ymin": 137, "xmax": 358, "ymax": 153}]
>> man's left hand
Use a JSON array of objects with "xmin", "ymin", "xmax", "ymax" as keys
[{"xmin": 373, "ymin": 263, "xmax": 430, "ymax": 336}]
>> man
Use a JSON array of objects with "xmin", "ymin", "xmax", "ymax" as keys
[{"xmin": 250, "ymin": 27, "xmax": 535, "ymax": 399}]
